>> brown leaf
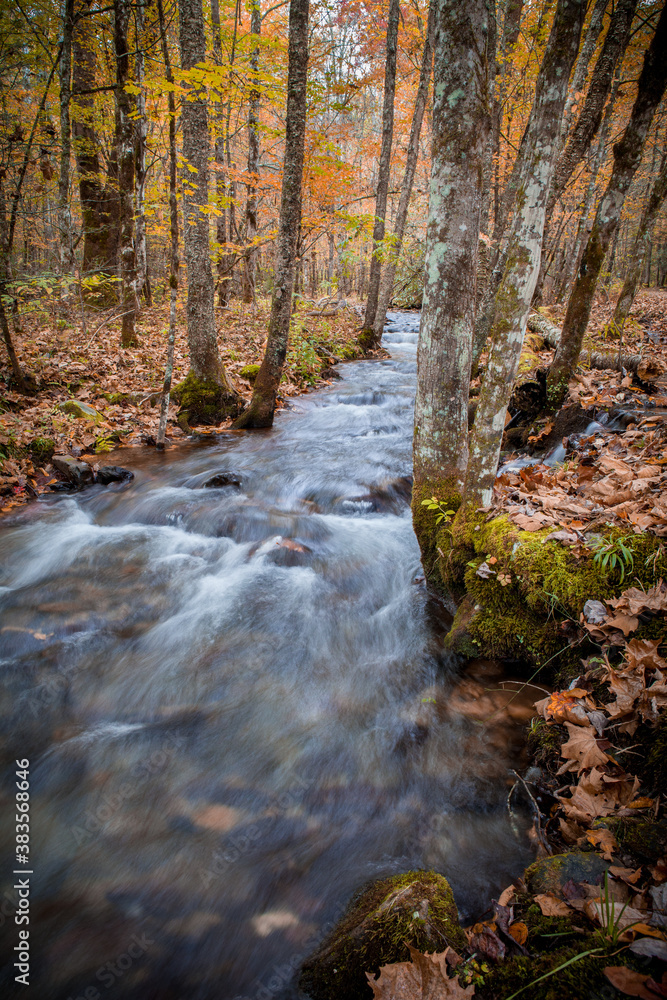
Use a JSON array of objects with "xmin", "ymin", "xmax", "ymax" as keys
[
  {"xmin": 508, "ymin": 921, "xmax": 528, "ymax": 946},
  {"xmin": 468, "ymin": 922, "xmax": 506, "ymax": 962},
  {"xmin": 367, "ymin": 946, "xmax": 476, "ymax": 999},
  {"xmin": 534, "ymin": 893, "xmax": 572, "ymax": 917},
  {"xmin": 585, "ymin": 827, "xmax": 618, "ymax": 859},
  {"xmin": 603, "ymin": 967, "xmax": 662, "ymax": 999},
  {"xmin": 558, "ymin": 723, "xmax": 610, "ymax": 774}
]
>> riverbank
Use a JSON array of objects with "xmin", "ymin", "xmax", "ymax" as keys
[{"xmin": 0, "ymin": 295, "xmax": 366, "ymax": 511}]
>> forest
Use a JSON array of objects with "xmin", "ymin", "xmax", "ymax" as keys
[{"xmin": 0, "ymin": 0, "xmax": 667, "ymax": 999}]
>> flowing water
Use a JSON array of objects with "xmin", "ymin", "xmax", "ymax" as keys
[{"xmin": 0, "ymin": 313, "xmax": 532, "ymax": 999}]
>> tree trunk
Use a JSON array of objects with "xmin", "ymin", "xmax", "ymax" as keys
[
  {"xmin": 178, "ymin": 0, "xmax": 236, "ymax": 400},
  {"xmin": 58, "ymin": 0, "xmax": 75, "ymax": 273},
  {"xmin": 412, "ymin": 0, "xmax": 490, "ymax": 572},
  {"xmin": 232, "ymin": 0, "xmax": 310, "ymax": 429},
  {"xmin": 479, "ymin": 0, "xmax": 498, "ymax": 234},
  {"xmin": 114, "ymin": 0, "xmax": 138, "ymax": 348},
  {"xmin": 465, "ymin": 0, "xmax": 585, "ymax": 506},
  {"xmin": 211, "ymin": 0, "xmax": 234, "ymax": 307},
  {"xmin": 72, "ymin": 0, "xmax": 120, "ymax": 283},
  {"xmin": 156, "ymin": 0, "xmax": 179, "ymax": 450},
  {"xmin": 134, "ymin": 0, "xmax": 151, "ymax": 306},
  {"xmin": 371, "ymin": 3, "xmax": 434, "ymax": 346},
  {"xmin": 612, "ymin": 151, "xmax": 667, "ymax": 332},
  {"xmin": 548, "ymin": 2, "xmax": 667, "ymax": 406},
  {"xmin": 560, "ymin": 0, "xmax": 608, "ymax": 141},
  {"xmin": 242, "ymin": 0, "xmax": 261, "ymax": 304},
  {"xmin": 360, "ymin": 0, "xmax": 400, "ymax": 347},
  {"xmin": 488, "ymin": 0, "xmax": 524, "ymax": 242}
]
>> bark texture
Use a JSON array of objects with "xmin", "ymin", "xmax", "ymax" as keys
[
  {"xmin": 371, "ymin": 3, "xmax": 434, "ymax": 344},
  {"xmin": 58, "ymin": 0, "xmax": 75, "ymax": 272},
  {"xmin": 232, "ymin": 0, "xmax": 310, "ymax": 429},
  {"xmin": 465, "ymin": 0, "xmax": 585, "ymax": 507},
  {"xmin": 178, "ymin": 0, "xmax": 236, "ymax": 395},
  {"xmin": 360, "ymin": 0, "xmax": 400, "ymax": 346},
  {"xmin": 242, "ymin": 0, "xmax": 261, "ymax": 304},
  {"xmin": 412, "ymin": 0, "xmax": 489, "ymax": 568},
  {"xmin": 548, "ymin": 2, "xmax": 667, "ymax": 405}
]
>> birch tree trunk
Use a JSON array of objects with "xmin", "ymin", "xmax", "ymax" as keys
[
  {"xmin": 114, "ymin": 0, "xmax": 138, "ymax": 348},
  {"xmin": 371, "ymin": 3, "xmax": 434, "ymax": 345},
  {"xmin": 156, "ymin": 0, "xmax": 178, "ymax": 450},
  {"xmin": 178, "ymin": 0, "xmax": 237, "ymax": 406},
  {"xmin": 548, "ymin": 2, "xmax": 667, "ymax": 406},
  {"xmin": 359, "ymin": 0, "xmax": 400, "ymax": 349},
  {"xmin": 134, "ymin": 0, "xmax": 150, "ymax": 306},
  {"xmin": 412, "ymin": 0, "xmax": 489, "ymax": 572},
  {"xmin": 232, "ymin": 0, "xmax": 310, "ymax": 429},
  {"xmin": 464, "ymin": 0, "xmax": 585, "ymax": 507},
  {"xmin": 58, "ymin": 0, "xmax": 75, "ymax": 273},
  {"xmin": 242, "ymin": 0, "xmax": 261, "ymax": 304},
  {"xmin": 611, "ymin": 151, "xmax": 667, "ymax": 333}
]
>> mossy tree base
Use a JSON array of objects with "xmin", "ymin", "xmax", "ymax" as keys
[
  {"xmin": 299, "ymin": 870, "xmax": 466, "ymax": 1000},
  {"xmin": 172, "ymin": 371, "xmax": 241, "ymax": 427}
]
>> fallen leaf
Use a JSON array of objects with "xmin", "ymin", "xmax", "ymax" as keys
[
  {"xmin": 367, "ymin": 945, "xmax": 476, "ymax": 999},
  {"xmin": 508, "ymin": 921, "xmax": 528, "ymax": 946},
  {"xmin": 534, "ymin": 893, "xmax": 571, "ymax": 917},
  {"xmin": 558, "ymin": 723, "xmax": 610, "ymax": 773},
  {"xmin": 603, "ymin": 967, "xmax": 662, "ymax": 999},
  {"xmin": 585, "ymin": 827, "xmax": 618, "ymax": 859}
]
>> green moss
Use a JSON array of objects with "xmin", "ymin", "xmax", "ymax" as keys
[
  {"xmin": 28, "ymin": 436, "xmax": 55, "ymax": 462},
  {"xmin": 645, "ymin": 713, "xmax": 667, "ymax": 796},
  {"xmin": 239, "ymin": 363, "xmax": 261, "ymax": 382},
  {"xmin": 299, "ymin": 870, "xmax": 465, "ymax": 1000},
  {"xmin": 438, "ymin": 509, "xmax": 666, "ymax": 667},
  {"xmin": 410, "ymin": 478, "xmax": 462, "ymax": 582},
  {"xmin": 603, "ymin": 816, "xmax": 667, "ymax": 864},
  {"xmin": 171, "ymin": 371, "xmax": 240, "ymax": 427},
  {"xmin": 525, "ymin": 852, "xmax": 610, "ymax": 896},
  {"xmin": 526, "ymin": 718, "xmax": 564, "ymax": 772}
]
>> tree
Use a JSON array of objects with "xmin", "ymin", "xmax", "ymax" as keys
[
  {"xmin": 359, "ymin": 0, "xmax": 400, "ymax": 350},
  {"xmin": 371, "ymin": 2, "xmax": 434, "ymax": 345},
  {"xmin": 611, "ymin": 150, "xmax": 667, "ymax": 334},
  {"xmin": 547, "ymin": 1, "xmax": 667, "ymax": 406},
  {"xmin": 411, "ymin": 0, "xmax": 490, "ymax": 570},
  {"xmin": 178, "ymin": 0, "xmax": 238, "ymax": 417},
  {"xmin": 464, "ymin": 0, "xmax": 586, "ymax": 505},
  {"xmin": 114, "ymin": 0, "xmax": 138, "ymax": 347},
  {"xmin": 57, "ymin": 0, "xmax": 75, "ymax": 273},
  {"xmin": 233, "ymin": 0, "xmax": 310, "ymax": 429},
  {"xmin": 242, "ymin": 0, "xmax": 261, "ymax": 304}
]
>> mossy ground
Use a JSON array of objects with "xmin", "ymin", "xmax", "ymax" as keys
[{"xmin": 171, "ymin": 371, "xmax": 241, "ymax": 427}]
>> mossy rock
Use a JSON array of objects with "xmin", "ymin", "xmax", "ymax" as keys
[
  {"xmin": 525, "ymin": 852, "xmax": 609, "ymax": 896},
  {"xmin": 171, "ymin": 371, "xmax": 240, "ymax": 427},
  {"xmin": 299, "ymin": 870, "xmax": 466, "ymax": 1000},
  {"xmin": 29, "ymin": 436, "xmax": 55, "ymax": 462},
  {"xmin": 239, "ymin": 363, "xmax": 261, "ymax": 383},
  {"xmin": 604, "ymin": 816, "xmax": 667, "ymax": 864},
  {"xmin": 57, "ymin": 400, "xmax": 103, "ymax": 423},
  {"xmin": 357, "ymin": 327, "xmax": 375, "ymax": 353}
]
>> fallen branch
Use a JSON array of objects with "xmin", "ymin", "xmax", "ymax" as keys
[{"xmin": 527, "ymin": 313, "xmax": 643, "ymax": 373}]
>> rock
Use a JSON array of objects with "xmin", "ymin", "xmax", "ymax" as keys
[
  {"xmin": 583, "ymin": 600, "xmax": 607, "ymax": 625},
  {"xmin": 51, "ymin": 455, "xmax": 95, "ymax": 488},
  {"xmin": 239, "ymin": 363, "xmax": 261, "ymax": 383},
  {"xmin": 525, "ymin": 851, "xmax": 610, "ymax": 896},
  {"xmin": 97, "ymin": 466, "xmax": 134, "ymax": 485},
  {"xmin": 28, "ymin": 437, "xmax": 56, "ymax": 462},
  {"xmin": 201, "ymin": 472, "xmax": 242, "ymax": 489},
  {"xmin": 321, "ymin": 366, "xmax": 341, "ymax": 380},
  {"xmin": 57, "ymin": 400, "xmax": 103, "ymax": 423},
  {"xmin": 298, "ymin": 871, "xmax": 466, "ymax": 1000}
]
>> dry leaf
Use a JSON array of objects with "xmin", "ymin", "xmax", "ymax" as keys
[
  {"xmin": 367, "ymin": 945, "xmax": 475, "ymax": 999},
  {"xmin": 558, "ymin": 723, "xmax": 610, "ymax": 773},
  {"xmin": 585, "ymin": 827, "xmax": 618, "ymax": 859},
  {"xmin": 533, "ymin": 894, "xmax": 571, "ymax": 917},
  {"xmin": 508, "ymin": 922, "xmax": 528, "ymax": 946},
  {"xmin": 603, "ymin": 967, "xmax": 663, "ymax": 999}
]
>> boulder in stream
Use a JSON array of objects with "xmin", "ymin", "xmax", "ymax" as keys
[
  {"xmin": 51, "ymin": 454, "xmax": 95, "ymax": 487},
  {"xmin": 299, "ymin": 870, "xmax": 466, "ymax": 1000},
  {"xmin": 97, "ymin": 466, "xmax": 134, "ymax": 485}
]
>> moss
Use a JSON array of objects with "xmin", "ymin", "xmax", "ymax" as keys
[
  {"xmin": 645, "ymin": 713, "xmax": 667, "ymax": 796},
  {"xmin": 239, "ymin": 363, "xmax": 261, "ymax": 382},
  {"xmin": 524, "ymin": 852, "xmax": 610, "ymax": 896},
  {"xmin": 603, "ymin": 816, "xmax": 667, "ymax": 864},
  {"xmin": 526, "ymin": 717, "xmax": 564, "ymax": 773},
  {"xmin": 439, "ymin": 510, "xmax": 666, "ymax": 668},
  {"xmin": 28, "ymin": 436, "xmax": 55, "ymax": 462},
  {"xmin": 104, "ymin": 391, "xmax": 137, "ymax": 405},
  {"xmin": 357, "ymin": 327, "xmax": 376, "ymax": 353},
  {"xmin": 171, "ymin": 371, "xmax": 240, "ymax": 426},
  {"xmin": 299, "ymin": 870, "xmax": 466, "ymax": 1000},
  {"xmin": 410, "ymin": 478, "xmax": 462, "ymax": 582}
]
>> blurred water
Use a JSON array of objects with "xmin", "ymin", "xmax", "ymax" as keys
[{"xmin": 0, "ymin": 313, "xmax": 531, "ymax": 999}]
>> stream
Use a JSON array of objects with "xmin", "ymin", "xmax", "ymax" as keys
[{"xmin": 0, "ymin": 312, "xmax": 532, "ymax": 999}]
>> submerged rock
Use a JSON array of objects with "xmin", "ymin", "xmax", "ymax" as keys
[
  {"xmin": 201, "ymin": 472, "xmax": 243, "ymax": 489},
  {"xmin": 299, "ymin": 870, "xmax": 466, "ymax": 1000},
  {"xmin": 97, "ymin": 466, "xmax": 134, "ymax": 485},
  {"xmin": 51, "ymin": 455, "xmax": 95, "ymax": 487}
]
